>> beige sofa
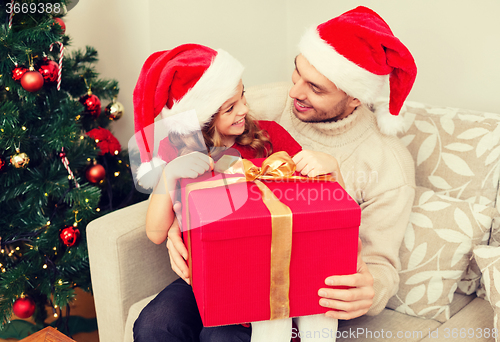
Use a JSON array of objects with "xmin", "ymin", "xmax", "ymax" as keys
[{"xmin": 87, "ymin": 83, "xmax": 500, "ymax": 342}]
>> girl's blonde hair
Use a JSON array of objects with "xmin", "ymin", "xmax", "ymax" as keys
[{"xmin": 168, "ymin": 111, "xmax": 272, "ymax": 158}]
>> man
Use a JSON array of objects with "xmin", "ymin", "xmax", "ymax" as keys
[
  {"xmin": 143, "ymin": 5, "xmax": 417, "ymax": 341},
  {"xmin": 241, "ymin": 5, "xmax": 417, "ymax": 319}
]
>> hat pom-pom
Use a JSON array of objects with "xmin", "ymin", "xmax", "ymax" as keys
[
  {"xmin": 136, "ymin": 157, "xmax": 167, "ymax": 190},
  {"xmin": 375, "ymin": 102, "xmax": 406, "ymax": 136}
]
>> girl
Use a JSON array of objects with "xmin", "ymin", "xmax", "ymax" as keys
[
  {"xmin": 133, "ymin": 44, "xmax": 341, "ymax": 342},
  {"xmin": 145, "ymin": 78, "xmax": 304, "ymax": 245}
]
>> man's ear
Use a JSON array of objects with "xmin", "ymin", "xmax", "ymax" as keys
[{"xmin": 348, "ymin": 97, "xmax": 361, "ymax": 109}]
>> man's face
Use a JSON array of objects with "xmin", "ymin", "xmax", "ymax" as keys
[{"xmin": 290, "ymin": 54, "xmax": 360, "ymax": 123}]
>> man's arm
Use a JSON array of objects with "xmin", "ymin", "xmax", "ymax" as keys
[
  {"xmin": 318, "ymin": 185, "xmax": 415, "ymax": 318},
  {"xmin": 317, "ymin": 238, "xmax": 375, "ymax": 319}
]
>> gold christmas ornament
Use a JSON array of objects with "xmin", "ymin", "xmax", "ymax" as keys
[
  {"xmin": 105, "ymin": 98, "xmax": 124, "ymax": 120},
  {"xmin": 10, "ymin": 149, "xmax": 30, "ymax": 169}
]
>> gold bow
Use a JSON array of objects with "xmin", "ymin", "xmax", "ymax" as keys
[{"xmin": 220, "ymin": 150, "xmax": 336, "ymax": 183}]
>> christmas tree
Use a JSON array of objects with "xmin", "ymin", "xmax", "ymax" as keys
[{"xmin": 0, "ymin": 0, "xmax": 147, "ymax": 336}]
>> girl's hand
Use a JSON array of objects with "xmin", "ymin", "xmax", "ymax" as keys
[
  {"xmin": 292, "ymin": 150, "xmax": 345, "ymax": 188},
  {"xmin": 166, "ymin": 216, "xmax": 191, "ymax": 285},
  {"xmin": 165, "ymin": 151, "xmax": 214, "ymax": 181}
]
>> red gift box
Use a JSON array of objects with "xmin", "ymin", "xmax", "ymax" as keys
[{"xmin": 180, "ymin": 156, "xmax": 360, "ymax": 327}]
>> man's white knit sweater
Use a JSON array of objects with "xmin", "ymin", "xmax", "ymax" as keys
[{"xmin": 247, "ymin": 82, "xmax": 416, "ymax": 315}]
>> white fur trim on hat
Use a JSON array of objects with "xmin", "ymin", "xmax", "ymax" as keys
[
  {"xmin": 161, "ymin": 49, "xmax": 244, "ymax": 132},
  {"xmin": 136, "ymin": 157, "xmax": 167, "ymax": 190},
  {"xmin": 374, "ymin": 102, "xmax": 405, "ymax": 136},
  {"xmin": 299, "ymin": 26, "xmax": 388, "ymax": 105},
  {"xmin": 160, "ymin": 109, "xmax": 201, "ymax": 135}
]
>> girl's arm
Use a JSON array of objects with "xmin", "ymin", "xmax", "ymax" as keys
[
  {"xmin": 166, "ymin": 216, "xmax": 191, "ymax": 284},
  {"xmin": 146, "ymin": 168, "xmax": 177, "ymax": 244},
  {"xmin": 293, "ymin": 150, "xmax": 345, "ymax": 188},
  {"xmin": 145, "ymin": 151, "xmax": 214, "ymax": 244}
]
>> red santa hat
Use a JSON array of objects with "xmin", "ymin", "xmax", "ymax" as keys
[
  {"xmin": 298, "ymin": 6, "xmax": 417, "ymax": 135},
  {"xmin": 133, "ymin": 44, "xmax": 244, "ymax": 188}
]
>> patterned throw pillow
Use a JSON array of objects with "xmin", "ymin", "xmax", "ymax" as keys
[
  {"xmin": 481, "ymin": 217, "xmax": 500, "ymax": 300},
  {"xmin": 386, "ymin": 187, "xmax": 497, "ymax": 322},
  {"xmin": 489, "ymin": 217, "xmax": 500, "ymax": 247},
  {"xmin": 396, "ymin": 101, "xmax": 500, "ymax": 206},
  {"xmin": 380, "ymin": 99, "xmax": 500, "ymax": 295},
  {"xmin": 473, "ymin": 246, "xmax": 500, "ymax": 341}
]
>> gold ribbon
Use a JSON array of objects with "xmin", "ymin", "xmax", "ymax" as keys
[
  {"xmin": 220, "ymin": 151, "xmax": 336, "ymax": 183},
  {"xmin": 184, "ymin": 151, "xmax": 337, "ymax": 320}
]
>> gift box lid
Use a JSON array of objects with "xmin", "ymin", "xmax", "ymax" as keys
[{"xmin": 182, "ymin": 166, "xmax": 361, "ymax": 241}]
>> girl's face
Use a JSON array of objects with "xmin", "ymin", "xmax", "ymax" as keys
[{"xmin": 215, "ymin": 80, "xmax": 248, "ymax": 146}]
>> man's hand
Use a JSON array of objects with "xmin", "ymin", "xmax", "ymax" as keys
[
  {"xmin": 318, "ymin": 238, "xmax": 374, "ymax": 320},
  {"xmin": 166, "ymin": 216, "xmax": 191, "ymax": 285},
  {"xmin": 292, "ymin": 150, "xmax": 345, "ymax": 188}
]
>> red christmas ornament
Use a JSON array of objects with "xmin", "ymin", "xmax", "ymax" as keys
[
  {"xmin": 21, "ymin": 69, "xmax": 44, "ymax": 92},
  {"xmin": 79, "ymin": 91, "xmax": 101, "ymax": 117},
  {"xmin": 12, "ymin": 66, "xmax": 27, "ymax": 81},
  {"xmin": 0, "ymin": 155, "xmax": 5, "ymax": 171},
  {"xmin": 53, "ymin": 17, "xmax": 66, "ymax": 34},
  {"xmin": 35, "ymin": 56, "xmax": 49, "ymax": 68},
  {"xmin": 60, "ymin": 226, "xmax": 81, "ymax": 247},
  {"xmin": 13, "ymin": 297, "xmax": 36, "ymax": 319},
  {"xmin": 86, "ymin": 164, "xmax": 106, "ymax": 183},
  {"xmin": 38, "ymin": 60, "xmax": 59, "ymax": 83}
]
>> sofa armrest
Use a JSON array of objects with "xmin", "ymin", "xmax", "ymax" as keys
[{"xmin": 87, "ymin": 200, "xmax": 178, "ymax": 342}]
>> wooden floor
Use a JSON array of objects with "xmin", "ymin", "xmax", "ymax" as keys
[{"xmin": 0, "ymin": 289, "xmax": 99, "ymax": 342}]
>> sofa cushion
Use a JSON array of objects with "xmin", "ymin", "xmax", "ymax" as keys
[
  {"xmin": 386, "ymin": 187, "xmax": 496, "ymax": 322},
  {"xmin": 337, "ymin": 307, "xmax": 441, "ymax": 342},
  {"xmin": 419, "ymin": 297, "xmax": 494, "ymax": 342},
  {"xmin": 395, "ymin": 101, "xmax": 500, "ymax": 206},
  {"xmin": 124, "ymin": 294, "xmax": 158, "ymax": 342},
  {"xmin": 339, "ymin": 294, "xmax": 474, "ymax": 342},
  {"xmin": 473, "ymin": 246, "xmax": 500, "ymax": 341}
]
